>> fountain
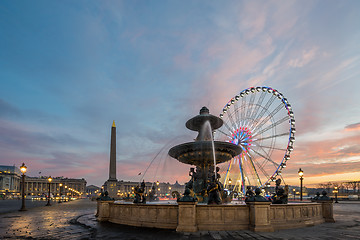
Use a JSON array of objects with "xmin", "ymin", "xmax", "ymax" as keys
[
  {"xmin": 96, "ymin": 107, "xmax": 334, "ymax": 232},
  {"xmin": 168, "ymin": 106, "xmax": 242, "ymax": 203}
]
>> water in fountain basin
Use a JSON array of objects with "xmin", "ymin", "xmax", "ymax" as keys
[{"xmin": 203, "ymin": 120, "xmax": 217, "ymax": 180}]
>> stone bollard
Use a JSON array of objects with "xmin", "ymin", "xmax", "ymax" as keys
[
  {"xmin": 248, "ymin": 202, "xmax": 274, "ymax": 232},
  {"xmin": 96, "ymin": 201, "xmax": 114, "ymax": 222},
  {"xmin": 317, "ymin": 200, "xmax": 335, "ymax": 223},
  {"xmin": 176, "ymin": 202, "xmax": 198, "ymax": 232}
]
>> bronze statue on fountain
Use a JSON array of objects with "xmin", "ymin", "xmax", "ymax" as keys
[
  {"xmin": 271, "ymin": 179, "xmax": 288, "ymax": 204},
  {"xmin": 133, "ymin": 180, "xmax": 147, "ymax": 204},
  {"xmin": 169, "ymin": 107, "xmax": 242, "ymax": 204}
]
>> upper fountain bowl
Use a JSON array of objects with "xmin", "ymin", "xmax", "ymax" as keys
[
  {"xmin": 185, "ymin": 106, "xmax": 223, "ymax": 132},
  {"xmin": 168, "ymin": 140, "xmax": 242, "ymax": 166}
]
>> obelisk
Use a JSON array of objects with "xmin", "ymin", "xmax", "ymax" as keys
[
  {"xmin": 109, "ymin": 120, "xmax": 117, "ymax": 180},
  {"xmin": 105, "ymin": 120, "xmax": 118, "ymax": 198}
]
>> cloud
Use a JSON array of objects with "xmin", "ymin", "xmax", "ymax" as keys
[
  {"xmin": 237, "ymin": 1, "xmax": 267, "ymax": 40},
  {"xmin": 280, "ymin": 128, "xmax": 360, "ymax": 184},
  {"xmin": 288, "ymin": 47, "xmax": 318, "ymax": 68},
  {"xmin": 345, "ymin": 122, "xmax": 360, "ymax": 131},
  {"xmin": 0, "ymin": 99, "xmax": 20, "ymax": 118},
  {"xmin": 0, "ymin": 119, "xmax": 93, "ymax": 163}
]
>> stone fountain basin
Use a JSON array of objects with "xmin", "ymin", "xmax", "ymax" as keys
[
  {"xmin": 168, "ymin": 141, "xmax": 242, "ymax": 165},
  {"xmin": 97, "ymin": 201, "xmax": 333, "ymax": 232}
]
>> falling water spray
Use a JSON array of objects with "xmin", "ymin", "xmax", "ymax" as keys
[{"xmin": 203, "ymin": 120, "xmax": 217, "ymax": 180}]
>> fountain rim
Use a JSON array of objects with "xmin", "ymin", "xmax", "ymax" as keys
[{"xmin": 168, "ymin": 140, "xmax": 242, "ymax": 161}]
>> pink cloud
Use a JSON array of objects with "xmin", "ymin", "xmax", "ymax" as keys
[
  {"xmin": 288, "ymin": 47, "xmax": 318, "ymax": 68},
  {"xmin": 345, "ymin": 122, "xmax": 360, "ymax": 131},
  {"xmin": 237, "ymin": 1, "xmax": 267, "ymax": 40},
  {"xmin": 280, "ymin": 130, "xmax": 360, "ymax": 184}
]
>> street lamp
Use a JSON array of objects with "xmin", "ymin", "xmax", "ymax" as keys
[
  {"xmin": 156, "ymin": 181, "xmax": 159, "ymax": 186},
  {"xmin": 228, "ymin": 178, "xmax": 232, "ymax": 185},
  {"xmin": 19, "ymin": 163, "xmax": 27, "ymax": 211},
  {"xmin": 46, "ymin": 176, "xmax": 52, "ymax": 206},
  {"xmin": 293, "ymin": 188, "xmax": 296, "ymax": 201},
  {"xmin": 64, "ymin": 185, "xmax": 68, "ymax": 202},
  {"xmin": 333, "ymin": 186, "xmax": 339, "ymax": 203},
  {"xmin": 58, "ymin": 183, "xmax": 63, "ymax": 203},
  {"xmin": 298, "ymin": 168, "xmax": 304, "ymax": 201}
]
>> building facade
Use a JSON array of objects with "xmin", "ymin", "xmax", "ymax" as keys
[
  {"xmin": 23, "ymin": 176, "xmax": 87, "ymax": 198},
  {"xmin": 0, "ymin": 165, "xmax": 21, "ymax": 198}
]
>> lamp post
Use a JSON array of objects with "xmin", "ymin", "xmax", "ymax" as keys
[
  {"xmin": 19, "ymin": 163, "xmax": 27, "ymax": 211},
  {"xmin": 58, "ymin": 183, "xmax": 63, "ymax": 203},
  {"xmin": 298, "ymin": 168, "xmax": 304, "ymax": 201},
  {"xmin": 293, "ymin": 188, "xmax": 296, "ymax": 201},
  {"xmin": 64, "ymin": 185, "xmax": 68, "ymax": 202},
  {"xmin": 333, "ymin": 186, "xmax": 339, "ymax": 203},
  {"xmin": 156, "ymin": 181, "xmax": 160, "ymax": 196},
  {"xmin": 46, "ymin": 176, "xmax": 52, "ymax": 206}
]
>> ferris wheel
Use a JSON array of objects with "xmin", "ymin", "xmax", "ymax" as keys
[{"xmin": 215, "ymin": 86, "xmax": 295, "ymax": 194}]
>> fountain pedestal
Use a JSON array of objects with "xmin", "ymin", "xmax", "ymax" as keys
[
  {"xmin": 176, "ymin": 202, "xmax": 198, "ymax": 232},
  {"xmin": 317, "ymin": 200, "xmax": 335, "ymax": 222},
  {"xmin": 248, "ymin": 202, "xmax": 274, "ymax": 232},
  {"xmin": 96, "ymin": 200, "xmax": 114, "ymax": 222}
]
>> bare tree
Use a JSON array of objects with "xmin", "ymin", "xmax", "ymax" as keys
[
  {"xmin": 349, "ymin": 181, "xmax": 357, "ymax": 194},
  {"xmin": 337, "ymin": 183, "xmax": 344, "ymax": 194},
  {"xmin": 343, "ymin": 182, "xmax": 351, "ymax": 193}
]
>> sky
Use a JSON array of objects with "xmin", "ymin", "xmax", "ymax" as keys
[{"xmin": 1, "ymin": 0, "xmax": 360, "ymax": 188}]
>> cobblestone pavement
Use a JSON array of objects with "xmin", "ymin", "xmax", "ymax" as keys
[
  {"xmin": 1, "ymin": 199, "xmax": 359, "ymax": 239},
  {"xmin": 0, "ymin": 199, "xmax": 61, "ymax": 214},
  {"xmin": 0, "ymin": 199, "xmax": 96, "ymax": 239}
]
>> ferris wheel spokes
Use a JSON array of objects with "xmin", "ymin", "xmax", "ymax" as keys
[
  {"xmin": 253, "ymin": 115, "xmax": 290, "ymax": 138},
  {"xmin": 246, "ymin": 154, "xmax": 262, "ymax": 187},
  {"xmin": 250, "ymin": 91, "xmax": 267, "ymax": 121},
  {"xmin": 252, "ymin": 132, "xmax": 289, "ymax": 142},
  {"xmin": 251, "ymin": 103, "xmax": 284, "ymax": 135},
  {"xmin": 251, "ymin": 146, "xmax": 279, "ymax": 168},
  {"xmin": 252, "ymin": 94, "xmax": 277, "ymax": 126}
]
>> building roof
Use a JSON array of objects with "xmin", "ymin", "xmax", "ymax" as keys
[{"xmin": 0, "ymin": 165, "xmax": 21, "ymax": 175}]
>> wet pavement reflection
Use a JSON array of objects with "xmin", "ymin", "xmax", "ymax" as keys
[{"xmin": 0, "ymin": 199, "xmax": 95, "ymax": 239}]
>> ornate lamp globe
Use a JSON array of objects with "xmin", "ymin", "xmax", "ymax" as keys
[
  {"xmin": 298, "ymin": 168, "xmax": 304, "ymax": 177},
  {"xmin": 20, "ymin": 163, "xmax": 27, "ymax": 174}
]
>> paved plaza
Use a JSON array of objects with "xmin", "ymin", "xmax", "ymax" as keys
[{"xmin": 0, "ymin": 199, "xmax": 359, "ymax": 239}]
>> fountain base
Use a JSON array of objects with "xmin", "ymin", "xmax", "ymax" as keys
[{"xmin": 96, "ymin": 201, "xmax": 333, "ymax": 232}]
